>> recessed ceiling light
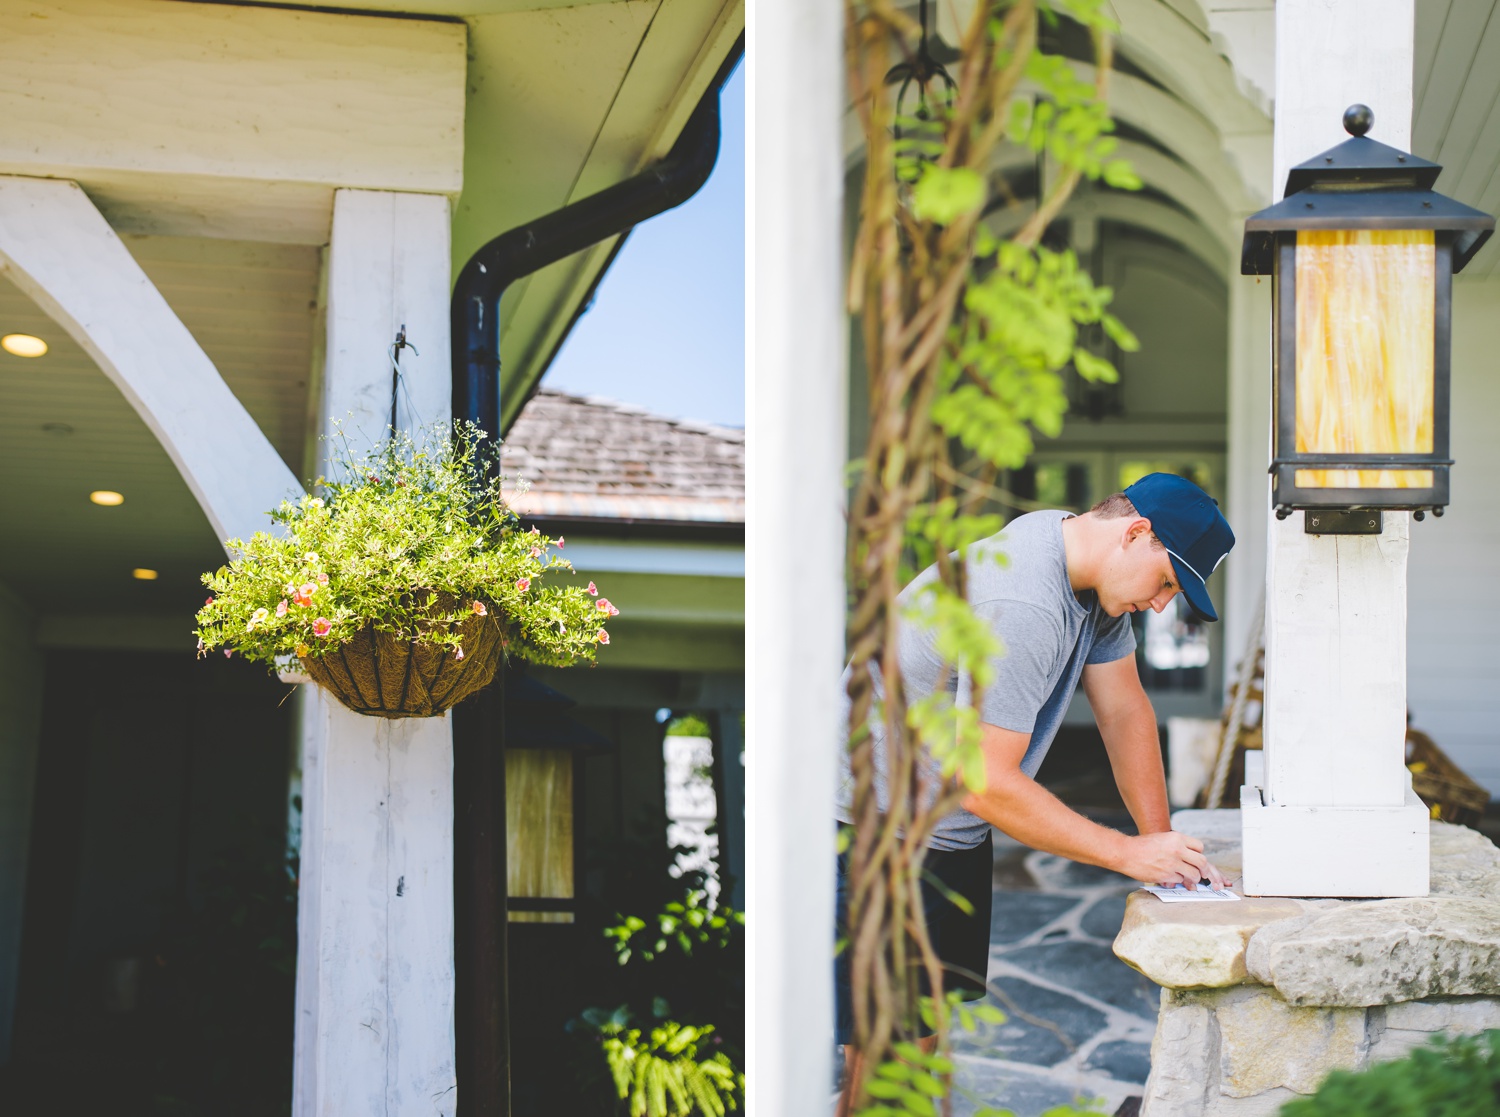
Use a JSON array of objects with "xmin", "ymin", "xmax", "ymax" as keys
[
  {"xmin": 1, "ymin": 334, "xmax": 47, "ymax": 358},
  {"xmin": 132, "ymin": 568, "xmax": 158, "ymax": 581},
  {"xmin": 90, "ymin": 490, "xmax": 124, "ymax": 506}
]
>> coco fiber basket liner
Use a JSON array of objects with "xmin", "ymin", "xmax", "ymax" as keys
[{"xmin": 301, "ymin": 606, "xmax": 503, "ymax": 718}]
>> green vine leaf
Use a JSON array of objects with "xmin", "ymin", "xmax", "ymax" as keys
[{"xmin": 911, "ymin": 166, "xmax": 986, "ymax": 225}]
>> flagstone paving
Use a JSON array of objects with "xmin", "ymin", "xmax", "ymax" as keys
[{"xmin": 946, "ymin": 831, "xmax": 1159, "ymax": 1117}]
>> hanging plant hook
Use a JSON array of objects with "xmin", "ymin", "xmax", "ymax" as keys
[
  {"xmin": 388, "ymin": 325, "xmax": 420, "ymax": 437},
  {"xmin": 884, "ymin": 0, "xmax": 957, "ymax": 139}
]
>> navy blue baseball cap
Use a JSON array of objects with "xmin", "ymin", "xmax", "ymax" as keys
[{"xmin": 1122, "ymin": 473, "xmax": 1235, "ymax": 622}]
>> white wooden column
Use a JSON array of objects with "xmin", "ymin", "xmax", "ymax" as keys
[
  {"xmin": 293, "ymin": 189, "xmax": 458, "ymax": 1116},
  {"xmin": 1223, "ymin": 224, "xmax": 1272, "ymax": 687},
  {"xmin": 747, "ymin": 0, "xmax": 845, "ymax": 1111},
  {"xmin": 1240, "ymin": 0, "xmax": 1429, "ymax": 898}
]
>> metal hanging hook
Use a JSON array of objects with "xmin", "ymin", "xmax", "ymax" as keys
[{"xmin": 389, "ymin": 325, "xmax": 419, "ymax": 437}]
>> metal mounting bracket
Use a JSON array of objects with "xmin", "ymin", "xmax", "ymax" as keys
[{"xmin": 1304, "ymin": 510, "xmax": 1383, "ymax": 534}]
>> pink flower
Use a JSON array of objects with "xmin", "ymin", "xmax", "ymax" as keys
[
  {"xmin": 596, "ymin": 598, "xmax": 619, "ymax": 617},
  {"xmin": 471, "ymin": 601, "xmax": 487, "ymax": 616},
  {"xmin": 224, "ymin": 649, "xmax": 234, "ymax": 658},
  {"xmin": 313, "ymin": 618, "xmax": 332, "ymax": 637},
  {"xmin": 317, "ymin": 572, "xmax": 329, "ymax": 585},
  {"xmin": 276, "ymin": 600, "xmax": 289, "ymax": 617},
  {"xmin": 557, "ymin": 537, "xmax": 565, "ymax": 549},
  {"xmin": 596, "ymin": 630, "xmax": 609, "ymax": 645},
  {"xmin": 516, "ymin": 578, "xmax": 531, "ymax": 592},
  {"xmin": 300, "ymin": 581, "xmax": 318, "ymax": 599},
  {"xmin": 587, "ymin": 582, "xmax": 598, "ymax": 596},
  {"xmin": 454, "ymin": 646, "xmax": 465, "ymax": 660},
  {"xmin": 205, "ymin": 597, "xmax": 215, "ymax": 606},
  {"xmin": 529, "ymin": 526, "xmax": 540, "ymax": 536},
  {"xmin": 529, "ymin": 548, "xmax": 541, "ymax": 559}
]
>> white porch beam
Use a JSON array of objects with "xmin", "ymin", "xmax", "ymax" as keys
[
  {"xmin": 0, "ymin": 0, "xmax": 465, "ymax": 243},
  {"xmin": 1240, "ymin": 0, "xmax": 1429, "ymax": 898},
  {"xmin": 748, "ymin": 0, "xmax": 845, "ymax": 1112},
  {"xmin": 293, "ymin": 189, "xmax": 456, "ymax": 1117},
  {"xmin": 0, "ymin": 175, "xmax": 299, "ymax": 543},
  {"xmin": 982, "ymin": 140, "xmax": 1234, "ymax": 251},
  {"xmin": 986, "ymin": 192, "xmax": 1232, "ymax": 275}
]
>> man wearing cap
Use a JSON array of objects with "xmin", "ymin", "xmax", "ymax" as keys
[{"xmin": 833, "ymin": 473, "xmax": 1235, "ymax": 1112}]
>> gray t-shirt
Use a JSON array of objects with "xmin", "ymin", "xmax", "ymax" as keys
[{"xmin": 835, "ymin": 510, "xmax": 1136, "ymax": 851}]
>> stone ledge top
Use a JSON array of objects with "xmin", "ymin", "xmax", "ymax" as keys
[{"xmin": 1112, "ymin": 817, "xmax": 1500, "ymax": 1005}]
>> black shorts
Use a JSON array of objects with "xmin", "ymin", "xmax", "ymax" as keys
[{"xmin": 833, "ymin": 831, "xmax": 994, "ymax": 1046}]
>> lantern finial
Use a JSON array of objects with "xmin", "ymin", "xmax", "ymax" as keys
[{"xmin": 1343, "ymin": 104, "xmax": 1374, "ymax": 137}]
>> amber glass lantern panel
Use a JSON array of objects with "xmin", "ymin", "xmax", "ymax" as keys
[
  {"xmin": 1293, "ymin": 229, "xmax": 1435, "ymax": 489},
  {"xmin": 505, "ymin": 749, "xmax": 574, "ymax": 923}
]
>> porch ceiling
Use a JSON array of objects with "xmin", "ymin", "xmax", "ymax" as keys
[
  {"xmin": 1415, "ymin": 0, "xmax": 1500, "ymax": 278},
  {"xmin": 0, "ymin": 236, "xmax": 320, "ymax": 633}
]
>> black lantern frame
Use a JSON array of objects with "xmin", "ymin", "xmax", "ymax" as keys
[{"xmin": 1241, "ymin": 105, "xmax": 1494, "ymax": 517}]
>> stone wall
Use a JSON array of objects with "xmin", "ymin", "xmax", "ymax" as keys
[
  {"xmin": 1143, "ymin": 986, "xmax": 1500, "ymax": 1116},
  {"xmin": 1116, "ymin": 814, "xmax": 1500, "ymax": 1116}
]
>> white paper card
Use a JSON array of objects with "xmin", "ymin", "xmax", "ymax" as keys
[{"xmin": 1142, "ymin": 884, "xmax": 1243, "ymax": 903}]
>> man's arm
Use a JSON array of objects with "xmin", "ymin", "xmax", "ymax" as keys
[
  {"xmin": 1080, "ymin": 654, "xmax": 1171, "ymax": 836},
  {"xmin": 957, "ymin": 721, "xmax": 1222, "ymax": 886}
]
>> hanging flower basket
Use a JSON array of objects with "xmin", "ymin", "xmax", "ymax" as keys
[
  {"xmin": 301, "ymin": 596, "xmax": 504, "ymax": 718},
  {"xmin": 194, "ymin": 424, "xmax": 616, "ymax": 718}
]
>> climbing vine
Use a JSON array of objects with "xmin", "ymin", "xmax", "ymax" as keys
[{"xmin": 842, "ymin": 1, "xmax": 1136, "ymax": 1112}]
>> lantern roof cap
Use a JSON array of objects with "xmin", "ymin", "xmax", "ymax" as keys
[
  {"xmin": 1241, "ymin": 113, "xmax": 1495, "ymax": 275},
  {"xmin": 1241, "ymin": 188, "xmax": 1495, "ymax": 274},
  {"xmin": 1283, "ymin": 134, "xmax": 1443, "ymax": 196}
]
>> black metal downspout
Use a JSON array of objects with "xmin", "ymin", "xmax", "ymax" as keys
[{"xmin": 449, "ymin": 38, "xmax": 741, "ymax": 1117}]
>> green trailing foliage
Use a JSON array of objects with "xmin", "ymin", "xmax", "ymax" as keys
[
  {"xmin": 843, "ymin": 0, "xmax": 1143, "ymax": 1114},
  {"xmin": 592, "ymin": 1013, "xmax": 742, "ymax": 1117},
  {"xmin": 570, "ymin": 889, "xmax": 745, "ymax": 1117},
  {"xmin": 195, "ymin": 423, "xmax": 613, "ymax": 671},
  {"xmin": 605, "ymin": 889, "xmax": 742, "ymax": 968},
  {"xmin": 1278, "ymin": 1030, "xmax": 1500, "ymax": 1117},
  {"xmin": 665, "ymin": 713, "xmax": 713, "ymax": 738}
]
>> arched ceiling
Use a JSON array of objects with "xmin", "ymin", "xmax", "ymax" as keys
[{"xmin": 845, "ymin": 0, "xmax": 1270, "ymax": 270}]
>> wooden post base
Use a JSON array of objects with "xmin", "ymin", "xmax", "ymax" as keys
[{"xmin": 1240, "ymin": 783, "xmax": 1429, "ymax": 898}]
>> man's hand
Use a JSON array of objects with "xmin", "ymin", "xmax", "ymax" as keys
[{"xmin": 1115, "ymin": 831, "xmax": 1226, "ymax": 889}]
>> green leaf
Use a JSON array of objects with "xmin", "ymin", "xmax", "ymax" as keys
[
  {"xmin": 1101, "ymin": 159, "xmax": 1142, "ymax": 190},
  {"xmin": 921, "ymin": 868, "xmax": 975, "ymax": 915},
  {"xmin": 911, "ymin": 166, "xmax": 986, "ymax": 225},
  {"xmin": 1101, "ymin": 312, "xmax": 1140, "ymax": 352},
  {"xmin": 1072, "ymin": 347, "xmax": 1120, "ymax": 384}
]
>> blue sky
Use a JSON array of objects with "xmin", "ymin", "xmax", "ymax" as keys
[{"xmin": 542, "ymin": 61, "xmax": 745, "ymax": 429}]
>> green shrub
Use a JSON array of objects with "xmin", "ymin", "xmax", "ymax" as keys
[{"xmin": 1280, "ymin": 1030, "xmax": 1500, "ymax": 1117}]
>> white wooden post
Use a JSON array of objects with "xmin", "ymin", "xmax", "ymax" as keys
[
  {"xmin": 1239, "ymin": 0, "xmax": 1430, "ymax": 898},
  {"xmin": 746, "ymin": 0, "xmax": 845, "ymax": 1111},
  {"xmin": 293, "ymin": 189, "xmax": 458, "ymax": 1116},
  {"xmin": 1222, "ymin": 239, "xmax": 1272, "ymax": 687}
]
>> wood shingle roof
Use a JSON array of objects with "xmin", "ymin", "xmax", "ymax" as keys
[{"xmin": 501, "ymin": 389, "xmax": 745, "ymax": 524}]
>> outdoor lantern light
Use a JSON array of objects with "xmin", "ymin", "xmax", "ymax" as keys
[{"xmin": 1241, "ymin": 105, "xmax": 1494, "ymax": 525}]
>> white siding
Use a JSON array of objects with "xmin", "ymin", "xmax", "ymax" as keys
[{"xmin": 1406, "ymin": 278, "xmax": 1500, "ymax": 794}]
